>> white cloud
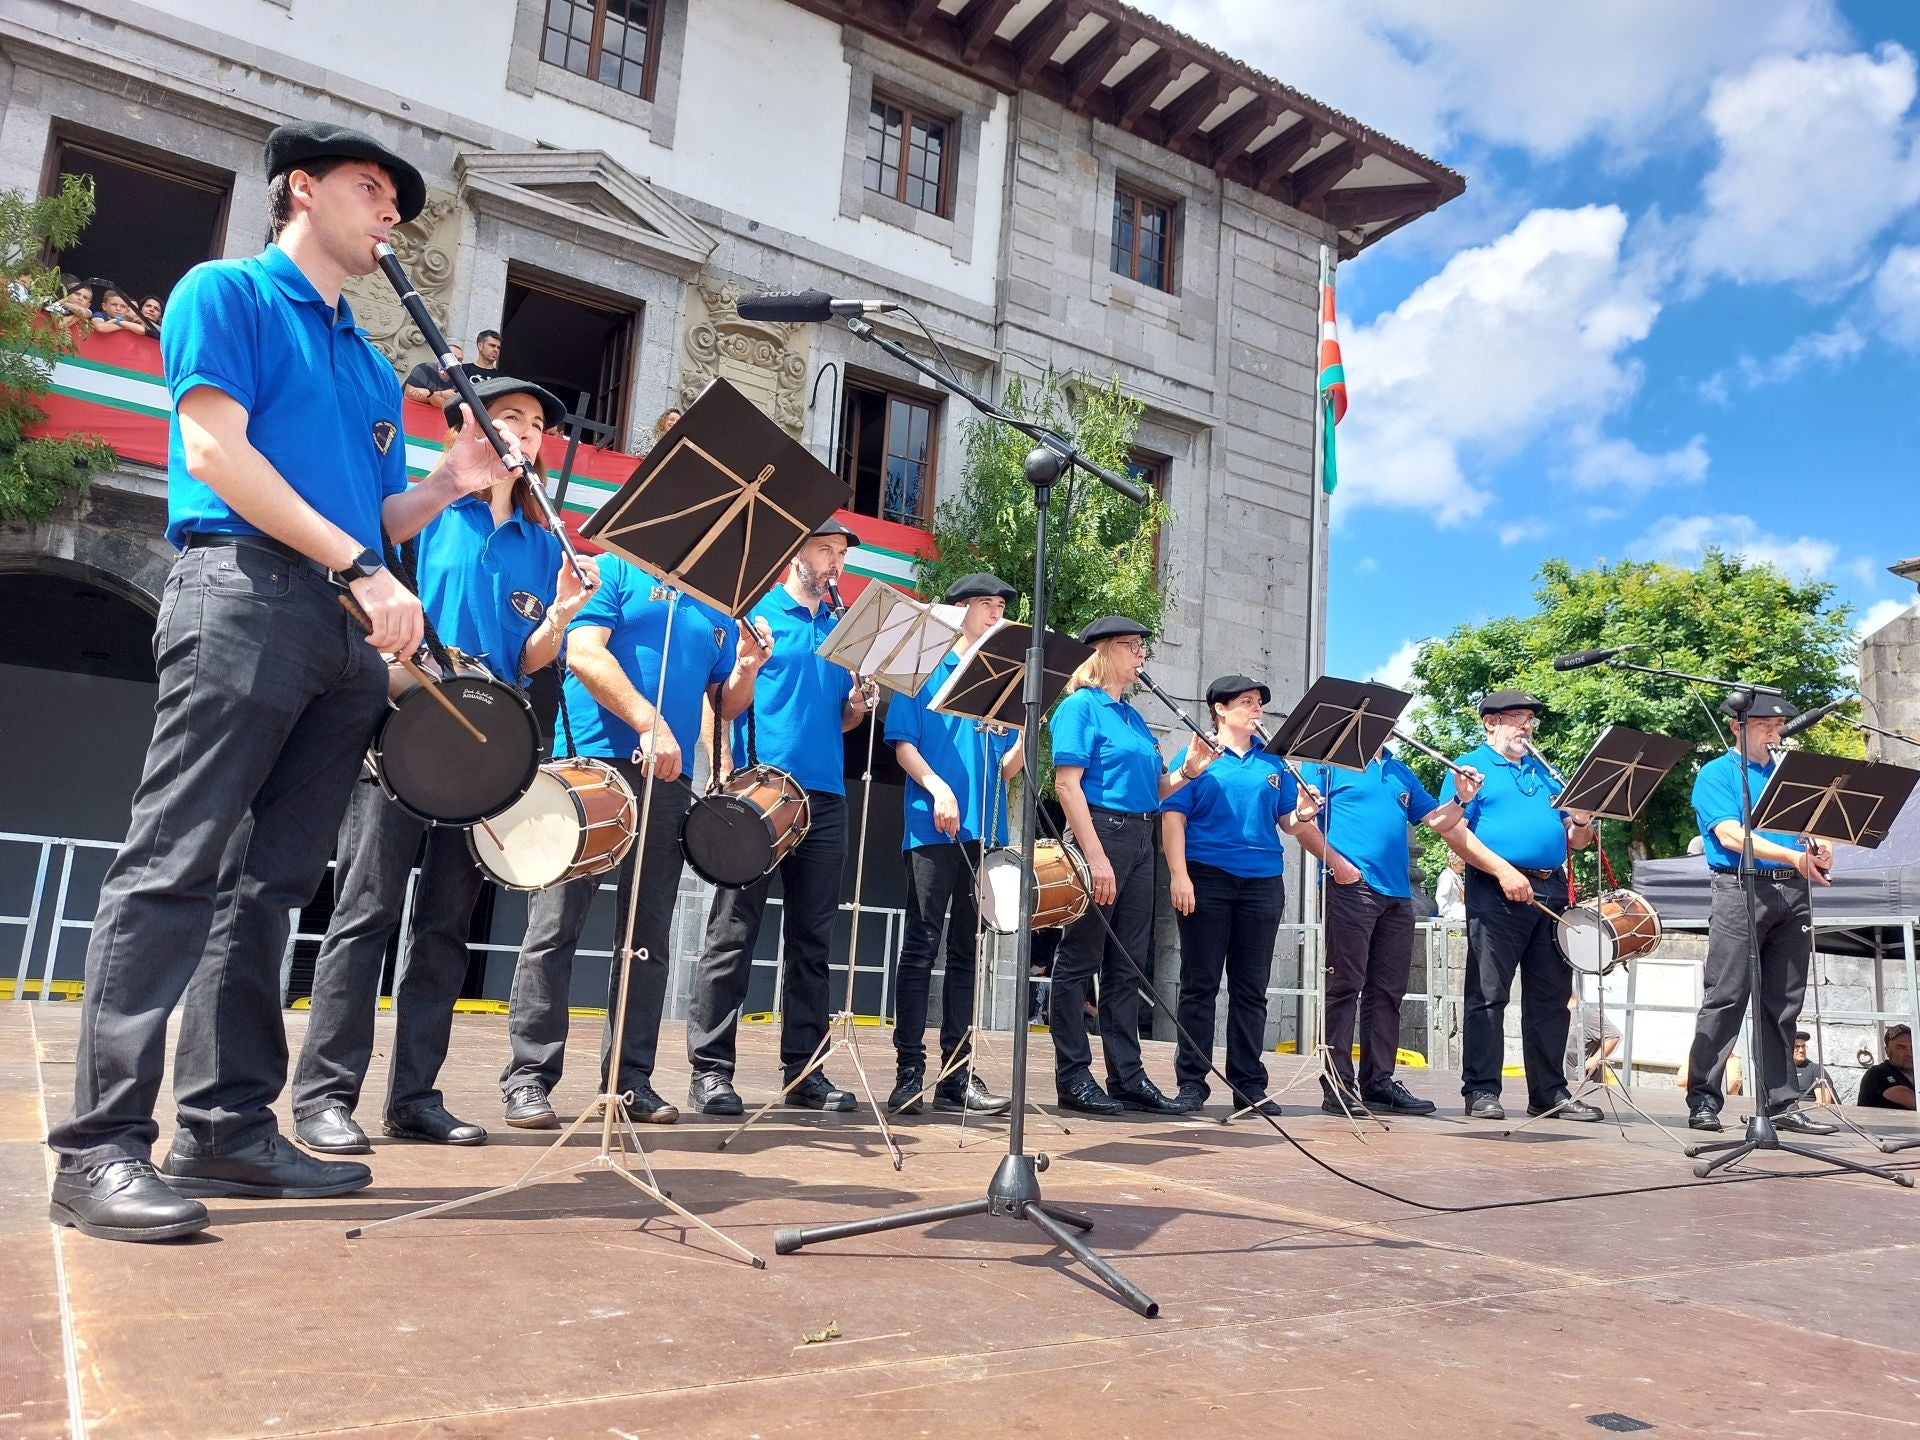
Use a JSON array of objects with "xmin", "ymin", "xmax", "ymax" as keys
[
  {"xmin": 1152, "ymin": 0, "xmax": 1844, "ymax": 160},
  {"xmin": 1857, "ymin": 596, "xmax": 1914, "ymax": 640},
  {"xmin": 1354, "ymin": 555, "xmax": 1379, "ymax": 574},
  {"xmin": 1628, "ymin": 513, "xmax": 1839, "ymax": 577},
  {"xmin": 1497, "ymin": 519, "xmax": 1551, "ymax": 547},
  {"xmin": 1698, "ymin": 323, "xmax": 1866, "ymax": 402},
  {"xmin": 1563, "ymin": 429, "xmax": 1710, "ymax": 493},
  {"xmin": 1688, "ymin": 46, "xmax": 1920, "ymax": 287},
  {"xmin": 1366, "ymin": 638, "xmax": 1424, "ymax": 692},
  {"xmin": 1335, "ymin": 206, "xmax": 1661, "ymax": 524},
  {"xmin": 1873, "ymin": 244, "xmax": 1920, "ymax": 346}
]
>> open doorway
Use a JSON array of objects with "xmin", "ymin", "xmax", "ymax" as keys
[{"xmin": 499, "ymin": 266, "xmax": 639, "ymax": 449}]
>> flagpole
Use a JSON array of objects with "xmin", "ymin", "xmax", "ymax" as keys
[{"xmin": 1308, "ymin": 243, "xmax": 1330, "ymax": 686}]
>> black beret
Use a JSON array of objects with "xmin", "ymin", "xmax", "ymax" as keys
[
  {"xmin": 444, "ymin": 374, "xmax": 567, "ymax": 432},
  {"xmin": 1720, "ymin": 690, "xmax": 1800, "ymax": 721},
  {"xmin": 1077, "ymin": 614, "xmax": 1152, "ymax": 644},
  {"xmin": 1478, "ymin": 688, "xmax": 1546, "ymax": 716},
  {"xmin": 1205, "ymin": 674, "xmax": 1270, "ymax": 706},
  {"xmin": 264, "ymin": 121, "xmax": 426, "ymax": 224},
  {"xmin": 810, "ymin": 516, "xmax": 862, "ymax": 546},
  {"xmin": 943, "ymin": 572, "xmax": 1016, "ymax": 604}
]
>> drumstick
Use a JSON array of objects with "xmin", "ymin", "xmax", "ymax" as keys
[{"xmin": 336, "ymin": 594, "xmax": 488, "ymax": 745}]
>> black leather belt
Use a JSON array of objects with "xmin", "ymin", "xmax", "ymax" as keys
[
  {"xmin": 1710, "ymin": 869, "xmax": 1802, "ymax": 883},
  {"xmin": 184, "ymin": 531, "xmax": 326, "ymax": 576},
  {"xmin": 1088, "ymin": 804, "xmax": 1155, "ymax": 822},
  {"xmin": 1513, "ymin": 866, "xmax": 1563, "ymax": 881}
]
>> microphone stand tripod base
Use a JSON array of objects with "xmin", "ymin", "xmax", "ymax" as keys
[{"xmin": 1684, "ymin": 1112, "xmax": 1914, "ymax": 1185}]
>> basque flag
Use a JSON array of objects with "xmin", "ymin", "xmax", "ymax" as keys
[{"xmin": 1317, "ymin": 281, "xmax": 1347, "ymax": 495}]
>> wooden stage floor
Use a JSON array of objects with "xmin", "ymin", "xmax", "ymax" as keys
[{"xmin": 4, "ymin": 1001, "xmax": 1917, "ymax": 1439}]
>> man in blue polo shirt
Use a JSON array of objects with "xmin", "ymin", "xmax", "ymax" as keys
[
  {"xmin": 497, "ymin": 554, "xmax": 765, "ymax": 1129},
  {"xmin": 1684, "ymin": 692, "xmax": 1836, "ymax": 1134},
  {"xmin": 1441, "ymin": 689, "xmax": 1599, "ymax": 1123},
  {"xmin": 685, "ymin": 519, "xmax": 873, "ymax": 1115},
  {"xmin": 47, "ymin": 122, "xmax": 502, "ymax": 1243},
  {"xmin": 883, "ymin": 573, "xmax": 1021, "ymax": 1117},
  {"xmin": 291, "ymin": 378, "xmax": 599, "ymax": 1157},
  {"xmin": 1308, "ymin": 745, "xmax": 1519, "ymax": 1116}
]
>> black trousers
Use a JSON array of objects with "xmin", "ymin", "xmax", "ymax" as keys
[
  {"xmin": 50, "ymin": 545, "xmax": 386, "ymax": 1168},
  {"xmin": 893, "ymin": 841, "xmax": 981, "ymax": 1070},
  {"xmin": 1689, "ymin": 874, "xmax": 1811, "ymax": 1114},
  {"xmin": 1173, "ymin": 861, "xmax": 1283, "ymax": 1099},
  {"xmin": 686, "ymin": 790, "xmax": 847, "ymax": 1080},
  {"xmin": 1049, "ymin": 810, "xmax": 1156, "ymax": 1089},
  {"xmin": 1460, "ymin": 867, "xmax": 1573, "ymax": 1109},
  {"xmin": 1322, "ymin": 877, "xmax": 1416, "ymax": 1097}
]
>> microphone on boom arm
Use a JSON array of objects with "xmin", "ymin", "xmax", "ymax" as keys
[
  {"xmin": 735, "ymin": 289, "xmax": 901, "ymax": 323},
  {"xmin": 1550, "ymin": 643, "xmax": 1651, "ymax": 672}
]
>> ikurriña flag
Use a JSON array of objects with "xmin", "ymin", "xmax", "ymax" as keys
[{"xmin": 1317, "ymin": 280, "xmax": 1346, "ymax": 495}]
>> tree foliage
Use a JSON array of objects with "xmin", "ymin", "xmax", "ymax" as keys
[
  {"xmin": 1404, "ymin": 552, "xmax": 1859, "ymax": 878},
  {"xmin": 0, "ymin": 175, "xmax": 117, "ymax": 522}
]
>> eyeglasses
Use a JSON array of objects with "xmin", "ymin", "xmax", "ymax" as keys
[{"xmin": 1114, "ymin": 639, "xmax": 1150, "ymax": 657}]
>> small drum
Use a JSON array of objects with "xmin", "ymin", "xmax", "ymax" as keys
[
  {"xmin": 469, "ymin": 758, "xmax": 638, "ymax": 891},
  {"xmin": 369, "ymin": 653, "xmax": 540, "ymax": 825},
  {"xmin": 679, "ymin": 764, "xmax": 811, "ymax": 888},
  {"xmin": 977, "ymin": 841, "xmax": 1093, "ymax": 934},
  {"xmin": 1555, "ymin": 888, "xmax": 1663, "ymax": 975}
]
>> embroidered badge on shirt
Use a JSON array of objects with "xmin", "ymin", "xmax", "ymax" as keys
[
  {"xmin": 371, "ymin": 419, "xmax": 398, "ymax": 455},
  {"xmin": 713, "ymin": 626, "xmax": 727, "ymax": 648},
  {"xmin": 509, "ymin": 590, "xmax": 546, "ymax": 623},
  {"xmin": 1268, "ymin": 773, "xmax": 1282, "ymax": 790}
]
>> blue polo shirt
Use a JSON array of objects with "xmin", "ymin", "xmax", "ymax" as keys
[
  {"xmin": 732, "ymin": 586, "xmax": 851, "ymax": 796},
  {"xmin": 885, "ymin": 646, "xmax": 1017, "ymax": 849},
  {"xmin": 562, "ymin": 558, "xmax": 737, "ymax": 760},
  {"xmin": 1308, "ymin": 750, "xmax": 1440, "ymax": 898},
  {"xmin": 1441, "ymin": 742, "xmax": 1569, "ymax": 870},
  {"xmin": 1049, "ymin": 686, "xmax": 1162, "ymax": 814},
  {"xmin": 1163, "ymin": 743, "xmax": 1296, "ymax": 879},
  {"xmin": 162, "ymin": 244, "xmax": 406, "ymax": 551},
  {"xmin": 1692, "ymin": 749, "xmax": 1799, "ymax": 872},
  {"xmin": 415, "ymin": 494, "xmax": 561, "ymax": 686}
]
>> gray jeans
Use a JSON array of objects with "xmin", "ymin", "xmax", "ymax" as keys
[
  {"xmin": 49, "ymin": 542, "xmax": 386, "ymax": 1168},
  {"xmin": 1689, "ymin": 873, "xmax": 1811, "ymax": 1113}
]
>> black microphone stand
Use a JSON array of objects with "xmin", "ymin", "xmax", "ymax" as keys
[{"xmin": 772, "ymin": 317, "xmax": 1161, "ymax": 1316}]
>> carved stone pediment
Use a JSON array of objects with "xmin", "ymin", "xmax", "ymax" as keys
[
  {"xmin": 455, "ymin": 150, "xmax": 717, "ymax": 275},
  {"xmin": 678, "ymin": 276, "xmax": 810, "ymax": 437},
  {"xmin": 341, "ymin": 189, "xmax": 461, "ymax": 372}
]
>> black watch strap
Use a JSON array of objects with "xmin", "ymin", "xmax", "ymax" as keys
[{"xmin": 336, "ymin": 547, "xmax": 385, "ymax": 583}]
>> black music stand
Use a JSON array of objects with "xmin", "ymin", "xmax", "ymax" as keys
[
  {"xmin": 1504, "ymin": 726, "xmax": 1686, "ymax": 1139},
  {"xmin": 349, "ymin": 381, "xmax": 849, "ymax": 1256},
  {"xmin": 931, "ymin": 619, "xmax": 1089, "ymax": 728},
  {"xmin": 1684, "ymin": 748, "xmax": 1916, "ymax": 1186}
]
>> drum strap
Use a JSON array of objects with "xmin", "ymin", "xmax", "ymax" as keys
[
  {"xmin": 1595, "ymin": 839, "xmax": 1619, "ymax": 892},
  {"xmin": 555, "ymin": 642, "xmax": 577, "ymax": 759}
]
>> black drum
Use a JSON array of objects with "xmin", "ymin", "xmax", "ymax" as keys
[
  {"xmin": 680, "ymin": 765, "xmax": 811, "ymax": 888},
  {"xmin": 369, "ymin": 658, "xmax": 540, "ymax": 825}
]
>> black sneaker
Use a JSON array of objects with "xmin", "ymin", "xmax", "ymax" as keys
[
  {"xmin": 1363, "ymin": 1079, "xmax": 1438, "ymax": 1116},
  {"xmin": 935, "ymin": 1073, "xmax": 1013, "ymax": 1115},
  {"xmin": 503, "ymin": 1085, "xmax": 558, "ymax": 1129},
  {"xmin": 888, "ymin": 1065, "xmax": 927, "ymax": 1115},
  {"xmin": 688, "ymin": 1072, "xmax": 744, "ymax": 1116},
  {"xmin": 786, "ymin": 1072, "xmax": 856, "ymax": 1112},
  {"xmin": 50, "ymin": 1160, "xmax": 209, "ymax": 1243}
]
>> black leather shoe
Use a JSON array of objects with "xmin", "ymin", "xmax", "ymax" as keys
[
  {"xmin": 936, "ymin": 1072, "xmax": 1013, "ymax": 1115},
  {"xmin": 1109, "ymin": 1077, "xmax": 1183, "ymax": 1114},
  {"xmin": 503, "ymin": 1085, "xmax": 558, "ymax": 1129},
  {"xmin": 888, "ymin": 1065, "xmax": 927, "ymax": 1115},
  {"xmin": 159, "ymin": 1133, "xmax": 372, "ymax": 1199},
  {"xmin": 1772, "ymin": 1110, "xmax": 1839, "ymax": 1136},
  {"xmin": 1363, "ymin": 1079, "xmax": 1438, "ymax": 1116},
  {"xmin": 1528, "ymin": 1091, "xmax": 1602, "ymax": 1122},
  {"xmin": 1056, "ymin": 1073, "xmax": 1123, "ymax": 1115},
  {"xmin": 1243, "ymin": 1096, "xmax": 1283, "ymax": 1117},
  {"xmin": 1465, "ymin": 1091, "xmax": 1506, "ymax": 1120},
  {"xmin": 50, "ymin": 1160, "xmax": 209, "ymax": 1242},
  {"xmin": 1687, "ymin": 1103, "xmax": 1723, "ymax": 1132},
  {"xmin": 1321, "ymin": 1090, "xmax": 1370, "ymax": 1117},
  {"xmin": 295, "ymin": 1104, "xmax": 371, "ymax": 1154},
  {"xmin": 785, "ymin": 1072, "xmax": 857, "ymax": 1111},
  {"xmin": 384, "ymin": 1101, "xmax": 488, "ymax": 1145},
  {"xmin": 688, "ymin": 1072, "xmax": 743, "ymax": 1116},
  {"xmin": 623, "ymin": 1080, "xmax": 679, "ymax": 1125},
  {"xmin": 1169, "ymin": 1081, "xmax": 1209, "ymax": 1115}
]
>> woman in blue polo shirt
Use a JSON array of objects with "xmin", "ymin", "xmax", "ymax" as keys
[
  {"xmin": 1164, "ymin": 675, "xmax": 1329, "ymax": 1115},
  {"xmin": 1048, "ymin": 615, "xmax": 1215, "ymax": 1116},
  {"xmin": 292, "ymin": 376, "xmax": 601, "ymax": 1157}
]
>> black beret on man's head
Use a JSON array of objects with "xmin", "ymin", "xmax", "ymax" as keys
[
  {"xmin": 265, "ymin": 120, "xmax": 426, "ymax": 223},
  {"xmin": 943, "ymin": 572, "xmax": 1017, "ymax": 604}
]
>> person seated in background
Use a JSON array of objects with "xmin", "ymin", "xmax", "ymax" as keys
[
  {"xmin": 1564, "ymin": 994, "xmax": 1621, "ymax": 1082},
  {"xmin": 470, "ymin": 328, "xmax": 501, "ymax": 378},
  {"xmin": 139, "ymin": 295, "xmax": 165, "ymax": 336},
  {"xmin": 403, "ymin": 343, "xmax": 463, "ymax": 407},
  {"xmin": 90, "ymin": 285, "xmax": 151, "ymax": 336},
  {"xmin": 1435, "ymin": 850, "xmax": 1466, "ymax": 921},
  {"xmin": 1858, "ymin": 1023, "xmax": 1915, "ymax": 1110},
  {"xmin": 1788, "ymin": 1029, "xmax": 1836, "ymax": 1104}
]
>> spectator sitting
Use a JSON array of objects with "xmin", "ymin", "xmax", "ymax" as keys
[
  {"xmin": 139, "ymin": 295, "xmax": 165, "ymax": 336},
  {"xmin": 1858, "ymin": 1023, "xmax": 1915, "ymax": 1110},
  {"xmin": 1435, "ymin": 851, "xmax": 1466, "ymax": 921},
  {"xmin": 403, "ymin": 343, "xmax": 463, "ymax": 407},
  {"xmin": 1789, "ymin": 1029, "xmax": 1836, "ymax": 1104},
  {"xmin": 90, "ymin": 285, "xmax": 151, "ymax": 337},
  {"xmin": 471, "ymin": 328, "xmax": 501, "ymax": 378},
  {"xmin": 1565, "ymin": 993, "xmax": 1622, "ymax": 1082}
]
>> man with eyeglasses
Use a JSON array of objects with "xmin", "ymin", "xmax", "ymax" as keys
[{"xmin": 1440, "ymin": 689, "xmax": 1599, "ymax": 1122}]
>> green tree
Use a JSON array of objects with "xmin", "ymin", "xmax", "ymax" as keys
[
  {"xmin": 0, "ymin": 175, "xmax": 116, "ymax": 522},
  {"xmin": 1403, "ymin": 552, "xmax": 1858, "ymax": 880}
]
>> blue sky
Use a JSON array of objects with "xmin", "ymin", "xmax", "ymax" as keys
[{"xmin": 1154, "ymin": 0, "xmax": 1920, "ymax": 687}]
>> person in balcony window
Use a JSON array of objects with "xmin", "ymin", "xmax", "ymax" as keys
[
  {"xmin": 139, "ymin": 295, "xmax": 166, "ymax": 337},
  {"xmin": 470, "ymin": 328, "xmax": 502, "ymax": 379},
  {"xmin": 47, "ymin": 279, "xmax": 94, "ymax": 337},
  {"xmin": 90, "ymin": 285, "xmax": 151, "ymax": 337}
]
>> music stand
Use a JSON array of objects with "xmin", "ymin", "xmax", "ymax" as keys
[
  {"xmin": 718, "ymin": 584, "xmax": 964, "ymax": 1166},
  {"xmin": 348, "ymin": 379, "xmax": 849, "ymax": 1257},
  {"xmin": 1502, "ymin": 726, "xmax": 1688, "ymax": 1140},
  {"xmin": 1684, "ymin": 749, "xmax": 1917, "ymax": 1185},
  {"xmin": 931, "ymin": 619, "xmax": 1089, "ymax": 728}
]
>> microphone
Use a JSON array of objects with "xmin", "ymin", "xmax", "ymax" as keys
[
  {"xmin": 1779, "ymin": 698, "xmax": 1853, "ymax": 740},
  {"xmin": 824, "ymin": 578, "xmax": 847, "ymax": 618},
  {"xmin": 735, "ymin": 289, "xmax": 900, "ymax": 323},
  {"xmin": 1551, "ymin": 643, "xmax": 1649, "ymax": 672}
]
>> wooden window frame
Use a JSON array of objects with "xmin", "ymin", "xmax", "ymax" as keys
[
  {"xmin": 1111, "ymin": 182, "xmax": 1178, "ymax": 294},
  {"xmin": 539, "ymin": 0, "xmax": 662, "ymax": 102},
  {"xmin": 1126, "ymin": 449, "xmax": 1169, "ymax": 570},
  {"xmin": 840, "ymin": 377, "xmax": 941, "ymax": 531},
  {"xmin": 40, "ymin": 122, "xmax": 233, "ymax": 270},
  {"xmin": 864, "ymin": 93, "xmax": 954, "ymax": 219}
]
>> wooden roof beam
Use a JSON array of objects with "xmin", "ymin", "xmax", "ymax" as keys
[
  {"xmin": 1250, "ymin": 118, "xmax": 1322, "ymax": 195},
  {"xmin": 1320, "ymin": 181, "xmax": 1445, "ymax": 225},
  {"xmin": 899, "ymin": 0, "xmax": 943, "ymax": 38},
  {"xmin": 961, "ymin": 0, "xmax": 1023, "ymax": 63},
  {"xmin": 1156, "ymin": 71, "xmax": 1222, "ymax": 150},
  {"xmin": 1065, "ymin": 22, "xmax": 1130, "ymax": 104},
  {"xmin": 1208, "ymin": 98, "xmax": 1276, "ymax": 175},
  {"xmin": 1013, "ymin": 0, "xmax": 1082, "ymax": 83},
  {"xmin": 1284, "ymin": 140, "xmax": 1362, "ymax": 208},
  {"xmin": 1113, "ymin": 49, "xmax": 1174, "ymax": 132}
]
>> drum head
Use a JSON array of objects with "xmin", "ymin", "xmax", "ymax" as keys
[
  {"xmin": 976, "ymin": 849, "xmax": 1024, "ymax": 934},
  {"xmin": 377, "ymin": 678, "xmax": 540, "ymax": 825},
  {"xmin": 469, "ymin": 769, "xmax": 578, "ymax": 890},
  {"xmin": 680, "ymin": 793, "xmax": 776, "ymax": 888},
  {"xmin": 1555, "ymin": 906, "xmax": 1616, "ymax": 975}
]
